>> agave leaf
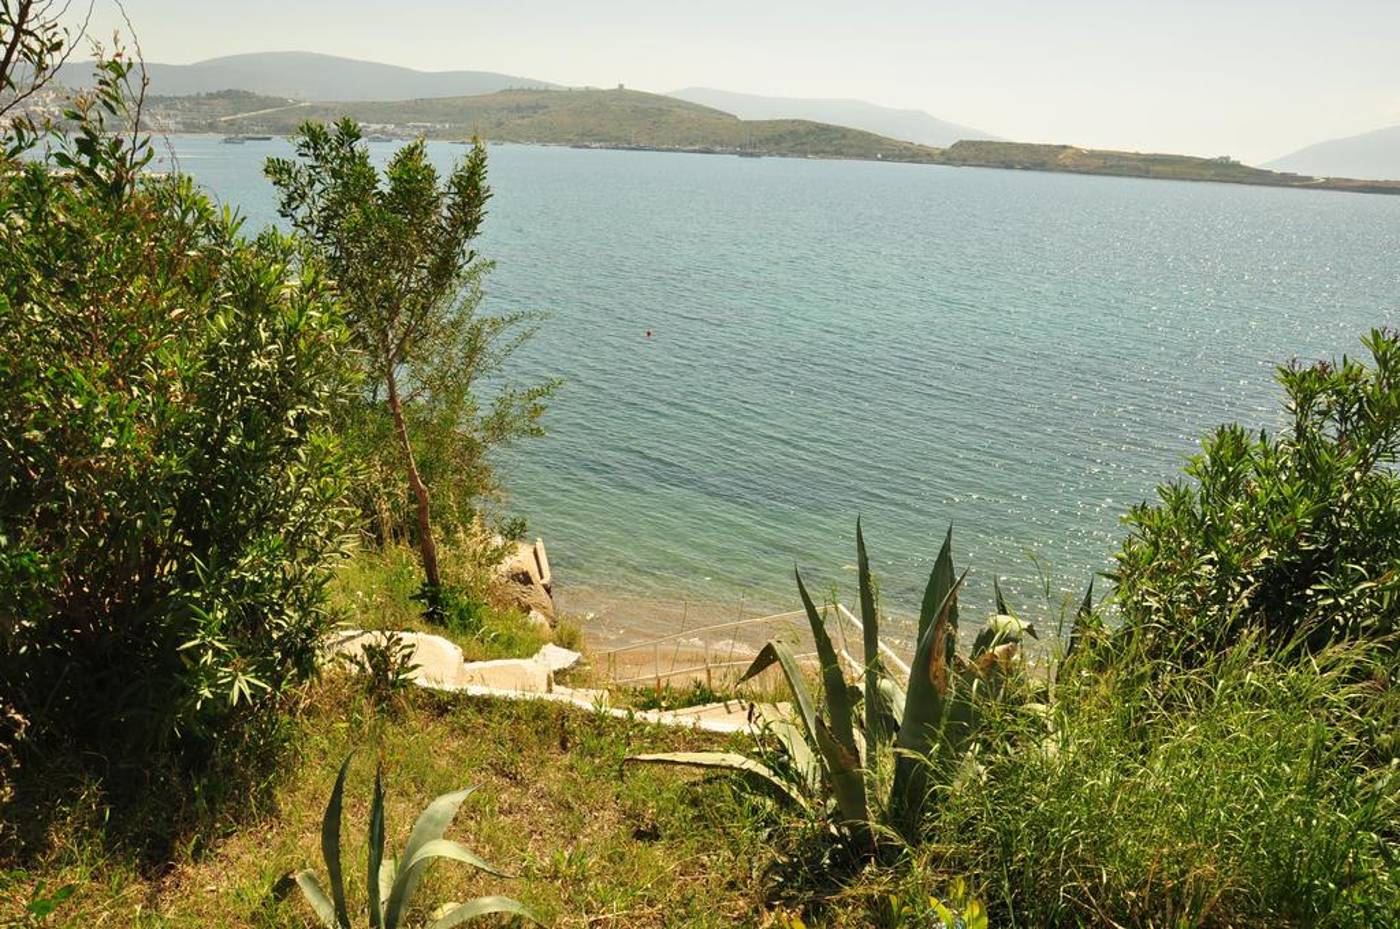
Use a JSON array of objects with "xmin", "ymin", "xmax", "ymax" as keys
[
  {"xmin": 1066, "ymin": 577, "xmax": 1096, "ymax": 659},
  {"xmin": 813, "ymin": 717, "xmax": 869, "ymax": 842},
  {"xmin": 971, "ymin": 614, "xmax": 1037, "ymax": 658},
  {"xmin": 891, "ymin": 543, "xmax": 967, "ymax": 843},
  {"xmin": 386, "ymin": 836, "xmax": 507, "ymax": 914},
  {"xmin": 427, "ymin": 895, "xmax": 542, "ymax": 928},
  {"xmin": 855, "ymin": 518, "xmax": 888, "ymax": 747},
  {"xmin": 624, "ymin": 752, "xmax": 807, "ymax": 807},
  {"xmin": 766, "ymin": 718, "xmax": 821, "ymax": 796},
  {"xmin": 293, "ymin": 870, "xmax": 340, "ymax": 929},
  {"xmin": 368, "ymin": 764, "xmax": 385, "ymax": 929},
  {"xmin": 378, "ymin": 857, "xmax": 396, "ymax": 916},
  {"xmin": 321, "ymin": 755, "xmax": 352, "ymax": 929},
  {"xmin": 878, "ymin": 673, "xmax": 907, "ymax": 730},
  {"xmin": 915, "ymin": 526, "xmax": 958, "ymax": 647},
  {"xmin": 739, "ymin": 640, "xmax": 818, "ymax": 752},
  {"xmin": 796, "ymin": 569, "xmax": 859, "ymax": 763},
  {"xmin": 382, "ymin": 785, "xmax": 479, "ymax": 929},
  {"xmin": 993, "ymin": 576, "xmax": 1010, "ymax": 616}
]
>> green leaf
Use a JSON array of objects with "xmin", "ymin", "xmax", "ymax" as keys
[
  {"xmin": 321, "ymin": 755, "xmax": 352, "ymax": 929},
  {"xmin": 624, "ymin": 752, "xmax": 807, "ymax": 807},
  {"xmin": 993, "ymin": 576, "xmax": 1010, "ymax": 616},
  {"xmin": 878, "ymin": 673, "xmax": 907, "ymax": 728},
  {"xmin": 368, "ymin": 763, "xmax": 386, "ymax": 929},
  {"xmin": 856, "ymin": 518, "xmax": 888, "ymax": 747},
  {"xmin": 813, "ymin": 717, "xmax": 870, "ymax": 843},
  {"xmin": 972, "ymin": 614, "xmax": 1036, "ymax": 658},
  {"xmin": 739, "ymin": 640, "xmax": 819, "ymax": 754},
  {"xmin": 401, "ymin": 838, "xmax": 506, "ymax": 879},
  {"xmin": 766, "ymin": 717, "xmax": 821, "ymax": 796},
  {"xmin": 383, "ymin": 785, "xmax": 479, "ymax": 928},
  {"xmin": 796, "ymin": 568, "xmax": 859, "ymax": 763},
  {"xmin": 427, "ymin": 895, "xmax": 542, "ymax": 928},
  {"xmin": 916, "ymin": 525, "xmax": 959, "ymax": 647},
  {"xmin": 1066, "ymin": 577, "xmax": 1096, "ymax": 659},
  {"xmin": 293, "ymin": 870, "xmax": 340, "ymax": 929},
  {"xmin": 377, "ymin": 858, "xmax": 397, "ymax": 914},
  {"xmin": 892, "ymin": 538, "xmax": 967, "ymax": 843}
]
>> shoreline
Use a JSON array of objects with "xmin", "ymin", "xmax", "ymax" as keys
[
  {"xmin": 555, "ymin": 580, "xmax": 923, "ymax": 658},
  {"xmin": 152, "ymin": 131, "xmax": 1400, "ymax": 198}
]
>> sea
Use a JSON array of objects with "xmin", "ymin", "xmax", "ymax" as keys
[{"xmin": 157, "ymin": 135, "xmax": 1400, "ymax": 642}]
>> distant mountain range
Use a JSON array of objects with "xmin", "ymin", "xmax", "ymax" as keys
[
  {"xmin": 1267, "ymin": 124, "xmax": 1400, "ymax": 181},
  {"xmin": 55, "ymin": 51, "xmax": 557, "ymax": 101},
  {"xmin": 50, "ymin": 49, "xmax": 1400, "ymax": 195},
  {"xmin": 55, "ymin": 50, "xmax": 993, "ymax": 150},
  {"xmin": 669, "ymin": 87, "xmax": 996, "ymax": 147}
]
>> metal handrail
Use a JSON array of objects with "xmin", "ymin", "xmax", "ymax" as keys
[
  {"xmin": 609, "ymin": 650, "xmax": 819, "ymax": 686},
  {"xmin": 598, "ymin": 609, "xmax": 807, "ymax": 656}
]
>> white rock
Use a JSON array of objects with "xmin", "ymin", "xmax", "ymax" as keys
[
  {"xmin": 455, "ymin": 658, "xmax": 552, "ymax": 693},
  {"xmin": 534, "ymin": 643, "xmax": 582, "ymax": 673},
  {"xmin": 324, "ymin": 628, "xmax": 468, "ymax": 689}
]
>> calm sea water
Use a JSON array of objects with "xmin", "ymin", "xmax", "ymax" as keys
[{"xmin": 161, "ymin": 136, "xmax": 1400, "ymax": 626}]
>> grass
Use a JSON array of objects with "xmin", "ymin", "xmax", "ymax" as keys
[
  {"xmin": 7, "ymin": 542, "xmax": 1396, "ymax": 928},
  {"xmin": 1, "ymin": 683, "xmax": 784, "ymax": 927},
  {"xmin": 930, "ymin": 636, "xmax": 1400, "ymax": 928},
  {"xmin": 327, "ymin": 544, "xmax": 560, "ymax": 663}
]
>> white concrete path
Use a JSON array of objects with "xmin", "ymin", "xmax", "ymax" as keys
[{"xmin": 324, "ymin": 627, "xmax": 770, "ymax": 735}]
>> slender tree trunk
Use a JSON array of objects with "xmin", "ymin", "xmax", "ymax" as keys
[{"xmin": 385, "ymin": 365, "xmax": 440, "ymax": 589}]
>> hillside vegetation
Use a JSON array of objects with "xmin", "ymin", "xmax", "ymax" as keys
[
  {"xmin": 151, "ymin": 88, "xmax": 1400, "ymax": 194},
  {"xmin": 937, "ymin": 139, "xmax": 1400, "ymax": 193},
  {"xmin": 160, "ymin": 87, "xmax": 946, "ymax": 161}
]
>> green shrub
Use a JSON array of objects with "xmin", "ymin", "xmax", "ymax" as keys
[
  {"xmin": 340, "ymin": 632, "xmax": 420, "ymax": 707},
  {"xmin": 413, "ymin": 584, "xmax": 492, "ymax": 639},
  {"xmin": 0, "ymin": 57, "xmax": 353, "ymax": 772},
  {"xmin": 266, "ymin": 120, "xmax": 557, "ymax": 588},
  {"xmin": 1114, "ymin": 329, "xmax": 1400, "ymax": 660},
  {"xmin": 940, "ymin": 637, "xmax": 1400, "ymax": 928}
]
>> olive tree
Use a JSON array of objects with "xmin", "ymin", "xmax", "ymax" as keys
[{"xmin": 266, "ymin": 120, "xmax": 554, "ymax": 594}]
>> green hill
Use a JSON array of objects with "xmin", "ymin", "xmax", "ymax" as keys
[
  {"xmin": 935, "ymin": 140, "xmax": 1400, "ymax": 194},
  {"xmin": 157, "ymin": 87, "xmax": 945, "ymax": 162},
  {"xmin": 146, "ymin": 88, "xmax": 1400, "ymax": 195}
]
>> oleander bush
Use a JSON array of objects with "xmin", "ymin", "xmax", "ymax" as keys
[
  {"xmin": 1114, "ymin": 328, "xmax": 1400, "ymax": 661},
  {"xmin": 0, "ymin": 57, "xmax": 354, "ymax": 791}
]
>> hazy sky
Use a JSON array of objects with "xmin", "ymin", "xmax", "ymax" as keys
[{"xmin": 78, "ymin": 1, "xmax": 1400, "ymax": 164}]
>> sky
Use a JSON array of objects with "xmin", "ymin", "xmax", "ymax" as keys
[{"xmin": 75, "ymin": 0, "xmax": 1400, "ymax": 164}]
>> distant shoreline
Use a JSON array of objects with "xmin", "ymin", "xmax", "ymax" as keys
[{"xmin": 158, "ymin": 128, "xmax": 1400, "ymax": 198}]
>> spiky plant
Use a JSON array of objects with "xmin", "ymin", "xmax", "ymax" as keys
[
  {"xmin": 294, "ymin": 756, "xmax": 540, "ymax": 928},
  {"xmin": 628, "ymin": 522, "xmax": 1079, "ymax": 849}
]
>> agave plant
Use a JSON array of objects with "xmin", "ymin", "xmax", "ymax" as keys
[
  {"xmin": 628, "ymin": 522, "xmax": 1065, "ymax": 848},
  {"xmin": 294, "ymin": 756, "xmax": 540, "ymax": 928}
]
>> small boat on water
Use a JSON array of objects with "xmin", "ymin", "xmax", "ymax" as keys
[{"xmin": 222, "ymin": 134, "xmax": 273, "ymax": 143}]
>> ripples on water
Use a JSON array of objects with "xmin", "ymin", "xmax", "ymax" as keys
[{"xmin": 168, "ymin": 137, "xmax": 1400, "ymax": 624}]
